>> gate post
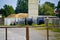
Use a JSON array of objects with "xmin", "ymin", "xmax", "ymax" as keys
[
  {"xmin": 47, "ymin": 27, "xmax": 49, "ymax": 40},
  {"xmin": 26, "ymin": 27, "xmax": 29, "ymax": 40},
  {"xmin": 45, "ymin": 17, "xmax": 49, "ymax": 40},
  {"xmin": 5, "ymin": 28, "xmax": 7, "ymax": 40}
]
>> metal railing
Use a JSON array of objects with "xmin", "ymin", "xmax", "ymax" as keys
[
  {"xmin": 0, "ymin": 27, "xmax": 29, "ymax": 40},
  {"xmin": 0, "ymin": 27, "xmax": 50, "ymax": 40},
  {"xmin": 0, "ymin": 18, "xmax": 60, "ymax": 40}
]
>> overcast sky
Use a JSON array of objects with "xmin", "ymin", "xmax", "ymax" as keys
[{"xmin": 0, "ymin": 0, "xmax": 59, "ymax": 9}]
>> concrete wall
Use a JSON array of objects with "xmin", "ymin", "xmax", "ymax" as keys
[{"xmin": 28, "ymin": 0, "xmax": 38, "ymax": 18}]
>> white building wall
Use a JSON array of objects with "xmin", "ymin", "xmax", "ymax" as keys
[
  {"xmin": 4, "ymin": 18, "xmax": 11, "ymax": 25},
  {"xmin": 4, "ymin": 18, "xmax": 16, "ymax": 25}
]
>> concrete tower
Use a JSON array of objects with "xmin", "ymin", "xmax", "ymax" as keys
[{"xmin": 28, "ymin": 0, "xmax": 38, "ymax": 18}]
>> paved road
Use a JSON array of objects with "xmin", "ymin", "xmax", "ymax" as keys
[
  {"xmin": 0, "ymin": 28, "xmax": 5, "ymax": 40},
  {"xmin": 0, "ymin": 28, "xmax": 60, "ymax": 40}
]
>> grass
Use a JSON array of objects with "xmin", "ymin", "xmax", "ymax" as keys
[
  {"xmin": 1, "ymin": 23, "xmax": 53, "ymax": 27},
  {"xmin": 32, "ymin": 23, "xmax": 53, "ymax": 27},
  {"xmin": 54, "ymin": 33, "xmax": 60, "ymax": 40},
  {"xmin": 49, "ymin": 28, "xmax": 60, "ymax": 32},
  {"xmin": 0, "ymin": 24, "xmax": 4, "ymax": 26},
  {"xmin": 34, "ymin": 27, "xmax": 60, "ymax": 32},
  {"xmin": 32, "ymin": 23, "xmax": 46, "ymax": 27},
  {"xmin": 1, "ymin": 23, "xmax": 60, "ymax": 32},
  {"xmin": 10, "ymin": 24, "xmax": 32, "ymax": 27},
  {"xmin": 32, "ymin": 23, "xmax": 60, "ymax": 32}
]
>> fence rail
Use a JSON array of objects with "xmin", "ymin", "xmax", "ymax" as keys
[
  {"xmin": 0, "ymin": 27, "xmax": 29, "ymax": 40},
  {"xmin": 0, "ymin": 27, "xmax": 50, "ymax": 40},
  {"xmin": 0, "ymin": 18, "xmax": 60, "ymax": 40}
]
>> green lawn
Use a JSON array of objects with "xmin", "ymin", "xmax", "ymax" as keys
[
  {"xmin": 49, "ymin": 28, "xmax": 60, "ymax": 32},
  {"xmin": 32, "ymin": 23, "xmax": 53, "ymax": 27}
]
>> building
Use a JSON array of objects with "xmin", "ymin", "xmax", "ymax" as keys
[
  {"xmin": 4, "ymin": 0, "xmax": 38, "ymax": 25},
  {"xmin": 4, "ymin": 13, "xmax": 28, "ymax": 25}
]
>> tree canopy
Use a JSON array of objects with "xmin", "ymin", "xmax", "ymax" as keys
[
  {"xmin": 45, "ymin": 2, "xmax": 55, "ymax": 9},
  {"xmin": 38, "ymin": 2, "xmax": 55, "ymax": 16},
  {"xmin": 56, "ymin": 1, "xmax": 60, "ymax": 18},
  {"xmin": 0, "ymin": 4, "xmax": 15, "ymax": 17},
  {"xmin": 15, "ymin": 0, "xmax": 28, "ymax": 13},
  {"xmin": 57, "ymin": 1, "xmax": 60, "ymax": 10}
]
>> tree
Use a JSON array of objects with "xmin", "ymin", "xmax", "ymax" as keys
[
  {"xmin": 3, "ymin": 4, "xmax": 15, "ymax": 17},
  {"xmin": 57, "ymin": 1, "xmax": 60, "ymax": 10},
  {"xmin": 45, "ymin": 2, "xmax": 55, "ymax": 9},
  {"xmin": 38, "ymin": 2, "xmax": 55, "ymax": 16},
  {"xmin": 38, "ymin": 5, "xmax": 41, "ymax": 15},
  {"xmin": 56, "ymin": 1, "xmax": 60, "ymax": 18},
  {"xmin": 15, "ymin": 0, "xmax": 28, "ymax": 13},
  {"xmin": 0, "ymin": 8, "xmax": 5, "ymax": 17},
  {"xmin": 0, "ymin": 4, "xmax": 15, "ymax": 17}
]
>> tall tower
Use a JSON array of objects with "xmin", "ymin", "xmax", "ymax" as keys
[{"xmin": 28, "ymin": 0, "xmax": 38, "ymax": 18}]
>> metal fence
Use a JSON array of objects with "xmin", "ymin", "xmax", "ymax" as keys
[
  {"xmin": 0, "ymin": 18, "xmax": 60, "ymax": 40},
  {"xmin": 0, "ymin": 27, "xmax": 50, "ymax": 40},
  {"xmin": 44, "ymin": 18, "xmax": 60, "ymax": 27},
  {"xmin": 0, "ymin": 27, "xmax": 29, "ymax": 40}
]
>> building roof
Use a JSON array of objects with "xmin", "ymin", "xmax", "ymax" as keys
[
  {"xmin": 7, "ymin": 14, "xmax": 16, "ymax": 18},
  {"xmin": 7, "ymin": 13, "xmax": 28, "ymax": 18}
]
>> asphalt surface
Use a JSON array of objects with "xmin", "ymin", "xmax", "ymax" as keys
[{"xmin": 0, "ymin": 28, "xmax": 60, "ymax": 40}]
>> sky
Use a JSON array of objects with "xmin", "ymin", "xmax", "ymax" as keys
[
  {"xmin": 0, "ymin": 0, "xmax": 59, "ymax": 10},
  {"xmin": 39, "ymin": 0, "xmax": 59, "ymax": 6},
  {"xmin": 0, "ymin": 0, "xmax": 17, "ymax": 9}
]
